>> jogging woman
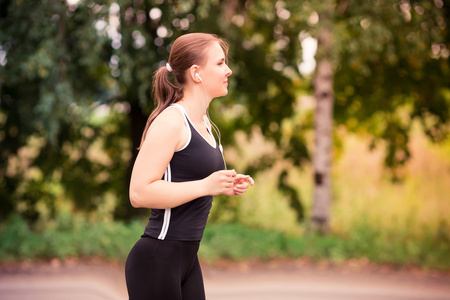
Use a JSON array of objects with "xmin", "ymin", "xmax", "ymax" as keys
[{"xmin": 125, "ymin": 33, "xmax": 254, "ymax": 300}]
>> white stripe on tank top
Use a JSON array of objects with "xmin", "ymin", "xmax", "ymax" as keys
[{"xmin": 158, "ymin": 164, "xmax": 172, "ymax": 240}]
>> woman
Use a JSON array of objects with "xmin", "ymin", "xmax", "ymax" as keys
[{"xmin": 125, "ymin": 33, "xmax": 254, "ymax": 300}]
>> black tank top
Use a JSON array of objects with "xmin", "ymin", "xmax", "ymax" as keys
[{"xmin": 144, "ymin": 104, "xmax": 226, "ymax": 241}]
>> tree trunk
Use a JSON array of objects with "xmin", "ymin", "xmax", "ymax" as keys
[
  {"xmin": 312, "ymin": 23, "xmax": 334, "ymax": 233},
  {"xmin": 115, "ymin": 102, "xmax": 148, "ymax": 220}
]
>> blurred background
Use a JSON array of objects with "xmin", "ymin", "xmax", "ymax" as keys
[{"xmin": 0, "ymin": 0, "xmax": 449, "ymax": 274}]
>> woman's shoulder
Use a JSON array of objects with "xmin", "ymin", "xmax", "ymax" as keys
[
  {"xmin": 144, "ymin": 105, "xmax": 188, "ymax": 151},
  {"xmin": 149, "ymin": 105, "xmax": 186, "ymax": 135},
  {"xmin": 155, "ymin": 105, "xmax": 184, "ymax": 123}
]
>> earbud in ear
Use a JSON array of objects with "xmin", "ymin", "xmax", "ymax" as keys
[{"xmin": 196, "ymin": 73, "xmax": 202, "ymax": 81}]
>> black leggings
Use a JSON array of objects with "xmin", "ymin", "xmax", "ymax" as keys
[{"xmin": 125, "ymin": 236, "xmax": 205, "ymax": 300}]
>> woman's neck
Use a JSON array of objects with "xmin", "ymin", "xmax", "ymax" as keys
[{"xmin": 178, "ymin": 88, "xmax": 210, "ymax": 124}]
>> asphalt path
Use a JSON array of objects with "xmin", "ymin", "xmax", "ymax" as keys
[{"xmin": 0, "ymin": 259, "xmax": 449, "ymax": 300}]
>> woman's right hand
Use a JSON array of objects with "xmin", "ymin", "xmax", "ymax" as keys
[{"xmin": 204, "ymin": 169, "xmax": 237, "ymax": 196}]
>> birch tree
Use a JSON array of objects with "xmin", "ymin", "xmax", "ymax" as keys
[{"xmin": 311, "ymin": 1, "xmax": 335, "ymax": 233}]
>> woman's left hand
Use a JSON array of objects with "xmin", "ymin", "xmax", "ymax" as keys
[{"xmin": 226, "ymin": 174, "xmax": 254, "ymax": 196}]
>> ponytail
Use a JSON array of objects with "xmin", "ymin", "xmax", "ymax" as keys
[{"xmin": 138, "ymin": 66, "xmax": 183, "ymax": 149}]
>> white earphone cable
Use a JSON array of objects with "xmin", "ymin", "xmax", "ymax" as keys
[{"xmin": 198, "ymin": 76, "xmax": 227, "ymax": 170}]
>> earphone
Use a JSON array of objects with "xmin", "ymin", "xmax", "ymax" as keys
[{"xmin": 197, "ymin": 71, "xmax": 227, "ymax": 169}]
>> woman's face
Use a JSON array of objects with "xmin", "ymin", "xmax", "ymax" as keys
[{"xmin": 199, "ymin": 41, "xmax": 232, "ymax": 100}]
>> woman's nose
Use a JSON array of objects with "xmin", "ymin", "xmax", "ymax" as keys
[{"xmin": 226, "ymin": 64, "xmax": 232, "ymax": 76}]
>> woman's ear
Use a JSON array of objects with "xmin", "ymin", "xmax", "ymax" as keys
[{"xmin": 189, "ymin": 65, "xmax": 201, "ymax": 83}]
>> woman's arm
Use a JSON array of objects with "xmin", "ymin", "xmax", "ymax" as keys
[{"xmin": 129, "ymin": 108, "xmax": 237, "ymax": 209}]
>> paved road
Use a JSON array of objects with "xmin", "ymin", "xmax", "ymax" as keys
[
  {"xmin": 0, "ymin": 260, "xmax": 449, "ymax": 300},
  {"xmin": 203, "ymin": 263, "xmax": 450, "ymax": 300}
]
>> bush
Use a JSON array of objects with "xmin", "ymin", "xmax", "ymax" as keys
[
  {"xmin": 200, "ymin": 223, "xmax": 287, "ymax": 261},
  {"xmin": 0, "ymin": 214, "xmax": 143, "ymax": 262},
  {"xmin": 0, "ymin": 216, "xmax": 448, "ymax": 271}
]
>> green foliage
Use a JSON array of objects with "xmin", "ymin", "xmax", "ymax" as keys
[
  {"xmin": 0, "ymin": 0, "xmax": 308, "ymax": 221},
  {"xmin": 0, "ymin": 214, "xmax": 143, "ymax": 262},
  {"xmin": 2, "ymin": 216, "xmax": 447, "ymax": 270},
  {"xmin": 200, "ymin": 223, "xmax": 288, "ymax": 261},
  {"xmin": 0, "ymin": 0, "xmax": 115, "ymax": 219},
  {"xmin": 201, "ymin": 222, "xmax": 450, "ymax": 270},
  {"xmin": 333, "ymin": 0, "xmax": 450, "ymax": 178}
]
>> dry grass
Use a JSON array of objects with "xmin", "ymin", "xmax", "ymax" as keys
[
  {"xmin": 222, "ymin": 123, "xmax": 450, "ymax": 237},
  {"xmin": 329, "ymin": 125, "xmax": 450, "ymax": 236}
]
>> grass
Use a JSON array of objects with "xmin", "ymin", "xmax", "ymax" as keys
[
  {"xmin": 328, "ymin": 126, "xmax": 450, "ymax": 237},
  {"xmin": 1, "ymin": 216, "xmax": 448, "ymax": 271}
]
